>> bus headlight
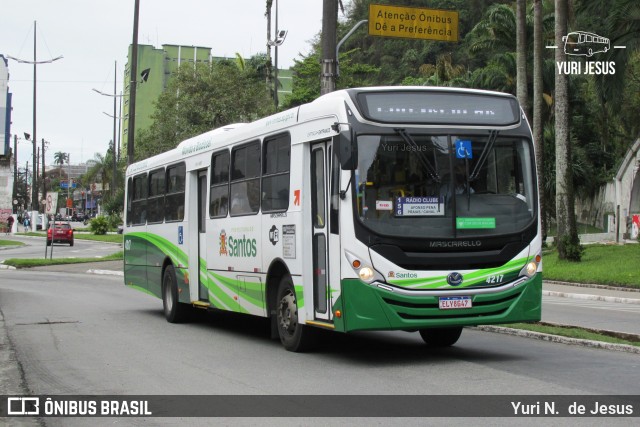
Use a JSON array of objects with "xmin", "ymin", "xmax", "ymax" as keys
[
  {"xmin": 345, "ymin": 250, "xmax": 383, "ymax": 284},
  {"xmin": 520, "ymin": 254, "xmax": 541, "ymax": 278},
  {"xmin": 359, "ymin": 267, "xmax": 375, "ymax": 282},
  {"xmin": 525, "ymin": 262, "xmax": 538, "ymax": 276}
]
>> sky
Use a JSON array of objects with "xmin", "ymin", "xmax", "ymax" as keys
[{"xmin": 1, "ymin": 0, "xmax": 325, "ymax": 168}]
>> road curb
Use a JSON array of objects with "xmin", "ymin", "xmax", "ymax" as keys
[
  {"xmin": 544, "ymin": 280, "xmax": 640, "ymax": 293},
  {"xmin": 475, "ymin": 325, "xmax": 640, "ymax": 354},
  {"xmin": 86, "ymin": 269, "xmax": 123, "ymax": 276},
  {"xmin": 542, "ymin": 290, "xmax": 640, "ymax": 305},
  {"xmin": 0, "ymin": 264, "xmax": 16, "ymax": 270}
]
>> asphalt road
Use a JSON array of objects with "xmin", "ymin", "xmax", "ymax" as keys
[
  {"xmin": 542, "ymin": 294, "xmax": 640, "ymax": 335},
  {"xmin": 1, "ymin": 269, "xmax": 639, "ymax": 396}
]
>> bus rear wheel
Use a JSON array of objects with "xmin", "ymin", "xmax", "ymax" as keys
[
  {"xmin": 419, "ymin": 327, "xmax": 463, "ymax": 347},
  {"xmin": 276, "ymin": 275, "xmax": 314, "ymax": 352},
  {"xmin": 162, "ymin": 264, "xmax": 189, "ymax": 323}
]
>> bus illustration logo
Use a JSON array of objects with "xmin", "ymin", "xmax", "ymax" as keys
[
  {"xmin": 447, "ymin": 272, "xmax": 463, "ymax": 286},
  {"xmin": 7, "ymin": 397, "xmax": 40, "ymax": 415},
  {"xmin": 219, "ymin": 229, "xmax": 228, "ymax": 255},
  {"xmin": 562, "ymin": 31, "xmax": 609, "ymax": 57}
]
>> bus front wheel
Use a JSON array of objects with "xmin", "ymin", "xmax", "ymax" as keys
[
  {"xmin": 162, "ymin": 264, "xmax": 189, "ymax": 323},
  {"xmin": 419, "ymin": 327, "xmax": 463, "ymax": 347},
  {"xmin": 276, "ymin": 275, "xmax": 314, "ymax": 352}
]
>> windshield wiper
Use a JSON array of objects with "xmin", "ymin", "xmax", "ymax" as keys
[
  {"xmin": 394, "ymin": 129, "xmax": 441, "ymax": 182},
  {"xmin": 470, "ymin": 129, "xmax": 499, "ymax": 181}
]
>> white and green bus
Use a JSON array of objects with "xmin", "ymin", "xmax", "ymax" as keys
[{"xmin": 124, "ymin": 87, "xmax": 542, "ymax": 352}]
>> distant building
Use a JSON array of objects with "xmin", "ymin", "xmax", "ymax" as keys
[
  {"xmin": 575, "ymin": 138, "xmax": 640, "ymax": 241},
  {"xmin": 121, "ymin": 44, "xmax": 292, "ymax": 146},
  {"xmin": 0, "ymin": 54, "xmax": 14, "ymax": 219},
  {"xmin": 46, "ymin": 162, "xmax": 92, "ymax": 181},
  {"xmin": 0, "ymin": 54, "xmax": 11, "ymax": 157}
]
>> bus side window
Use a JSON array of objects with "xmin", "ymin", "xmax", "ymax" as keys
[
  {"xmin": 330, "ymin": 146, "xmax": 339, "ymax": 234},
  {"xmin": 210, "ymin": 150, "xmax": 230, "ymax": 218},
  {"xmin": 147, "ymin": 168, "xmax": 165, "ymax": 223},
  {"xmin": 165, "ymin": 163, "xmax": 186, "ymax": 222},
  {"xmin": 126, "ymin": 177, "xmax": 133, "ymax": 226},
  {"xmin": 230, "ymin": 141, "xmax": 261, "ymax": 216},
  {"xmin": 262, "ymin": 133, "xmax": 290, "ymax": 213},
  {"xmin": 131, "ymin": 173, "xmax": 148, "ymax": 226}
]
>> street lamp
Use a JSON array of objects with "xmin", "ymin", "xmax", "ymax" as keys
[
  {"xmin": 7, "ymin": 21, "xmax": 62, "ymax": 228},
  {"xmin": 93, "ymin": 61, "xmax": 123, "ymax": 196},
  {"xmin": 267, "ymin": 0, "xmax": 287, "ymax": 109}
]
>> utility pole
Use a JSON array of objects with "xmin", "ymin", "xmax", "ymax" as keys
[
  {"xmin": 112, "ymin": 60, "xmax": 117, "ymax": 195},
  {"xmin": 67, "ymin": 153, "xmax": 71, "ymax": 218},
  {"xmin": 13, "ymin": 135, "xmax": 18, "ymax": 213},
  {"xmin": 321, "ymin": 0, "xmax": 338, "ymax": 95},
  {"xmin": 7, "ymin": 21, "xmax": 62, "ymax": 227},
  {"xmin": 41, "ymin": 137, "xmax": 46, "ymax": 218},
  {"xmin": 274, "ymin": 0, "xmax": 279, "ymax": 108},
  {"xmin": 127, "ymin": 0, "xmax": 140, "ymax": 166},
  {"xmin": 32, "ymin": 22, "xmax": 38, "ymax": 213}
]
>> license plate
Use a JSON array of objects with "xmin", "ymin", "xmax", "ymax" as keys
[{"xmin": 439, "ymin": 296, "xmax": 472, "ymax": 310}]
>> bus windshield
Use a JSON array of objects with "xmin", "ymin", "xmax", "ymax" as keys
[{"xmin": 355, "ymin": 133, "xmax": 536, "ymax": 239}]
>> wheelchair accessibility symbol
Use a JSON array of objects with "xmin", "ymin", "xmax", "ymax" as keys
[{"xmin": 456, "ymin": 140, "xmax": 472, "ymax": 159}]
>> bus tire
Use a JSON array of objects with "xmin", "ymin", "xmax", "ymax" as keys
[
  {"xmin": 162, "ymin": 264, "xmax": 189, "ymax": 323},
  {"xmin": 419, "ymin": 327, "xmax": 463, "ymax": 347},
  {"xmin": 276, "ymin": 275, "xmax": 314, "ymax": 352}
]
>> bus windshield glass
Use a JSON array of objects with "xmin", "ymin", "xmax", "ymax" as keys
[{"xmin": 355, "ymin": 133, "xmax": 536, "ymax": 238}]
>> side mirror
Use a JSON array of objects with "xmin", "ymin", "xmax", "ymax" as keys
[{"xmin": 334, "ymin": 129, "xmax": 357, "ymax": 170}]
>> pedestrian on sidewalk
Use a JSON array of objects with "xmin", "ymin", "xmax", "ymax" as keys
[{"xmin": 6, "ymin": 215, "xmax": 14, "ymax": 234}]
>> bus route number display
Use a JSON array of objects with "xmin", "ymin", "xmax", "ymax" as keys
[{"xmin": 395, "ymin": 196, "xmax": 445, "ymax": 217}]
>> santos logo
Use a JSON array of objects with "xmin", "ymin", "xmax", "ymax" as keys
[
  {"xmin": 549, "ymin": 31, "xmax": 625, "ymax": 76},
  {"xmin": 219, "ymin": 230, "xmax": 257, "ymax": 258}
]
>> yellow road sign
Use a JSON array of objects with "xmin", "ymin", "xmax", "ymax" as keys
[{"xmin": 368, "ymin": 4, "xmax": 459, "ymax": 42}]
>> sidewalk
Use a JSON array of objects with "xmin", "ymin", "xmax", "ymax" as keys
[{"xmin": 543, "ymin": 280, "xmax": 640, "ymax": 304}]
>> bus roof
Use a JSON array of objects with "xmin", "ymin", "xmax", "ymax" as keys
[{"xmin": 126, "ymin": 86, "xmax": 520, "ymax": 175}]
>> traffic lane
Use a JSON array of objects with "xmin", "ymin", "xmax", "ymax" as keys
[
  {"xmin": 542, "ymin": 294, "xmax": 640, "ymax": 335},
  {"xmin": 0, "ymin": 235, "xmax": 119, "ymax": 262},
  {"xmin": 1, "ymin": 269, "xmax": 639, "ymax": 398}
]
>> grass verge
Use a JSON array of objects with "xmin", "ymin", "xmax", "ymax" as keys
[
  {"xmin": 543, "ymin": 243, "xmax": 640, "ymax": 288},
  {"xmin": 3, "ymin": 251, "xmax": 123, "ymax": 268},
  {"xmin": 20, "ymin": 232, "xmax": 122, "ymax": 244},
  {"xmin": 504, "ymin": 322, "xmax": 640, "ymax": 347},
  {"xmin": 0, "ymin": 239, "xmax": 25, "ymax": 247}
]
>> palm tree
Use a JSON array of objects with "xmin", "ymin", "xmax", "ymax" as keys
[
  {"xmin": 83, "ymin": 152, "xmax": 111, "ymax": 197},
  {"xmin": 53, "ymin": 151, "xmax": 68, "ymax": 167},
  {"xmin": 554, "ymin": 0, "xmax": 581, "ymax": 260},
  {"xmin": 533, "ymin": 0, "xmax": 547, "ymax": 242},
  {"xmin": 467, "ymin": 4, "xmax": 518, "ymax": 55},
  {"xmin": 516, "ymin": 0, "xmax": 530, "ymax": 120},
  {"xmin": 417, "ymin": 53, "xmax": 466, "ymax": 86}
]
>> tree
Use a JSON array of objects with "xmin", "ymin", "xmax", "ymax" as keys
[
  {"xmin": 554, "ymin": 0, "xmax": 582, "ymax": 260},
  {"xmin": 136, "ymin": 60, "xmax": 275, "ymax": 160},
  {"xmin": 533, "ymin": 0, "xmax": 547, "ymax": 242},
  {"xmin": 516, "ymin": 0, "xmax": 530, "ymax": 119},
  {"xmin": 83, "ymin": 152, "xmax": 112, "ymax": 196},
  {"xmin": 53, "ymin": 151, "xmax": 68, "ymax": 167}
]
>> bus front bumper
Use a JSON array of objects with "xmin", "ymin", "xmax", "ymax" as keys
[{"xmin": 332, "ymin": 273, "xmax": 542, "ymax": 333}]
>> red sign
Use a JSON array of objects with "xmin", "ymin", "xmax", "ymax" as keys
[{"xmin": 66, "ymin": 198, "xmax": 73, "ymax": 208}]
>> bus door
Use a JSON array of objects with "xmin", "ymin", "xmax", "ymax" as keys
[
  {"xmin": 310, "ymin": 142, "xmax": 340, "ymax": 322},
  {"xmin": 197, "ymin": 170, "xmax": 208, "ymax": 301}
]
